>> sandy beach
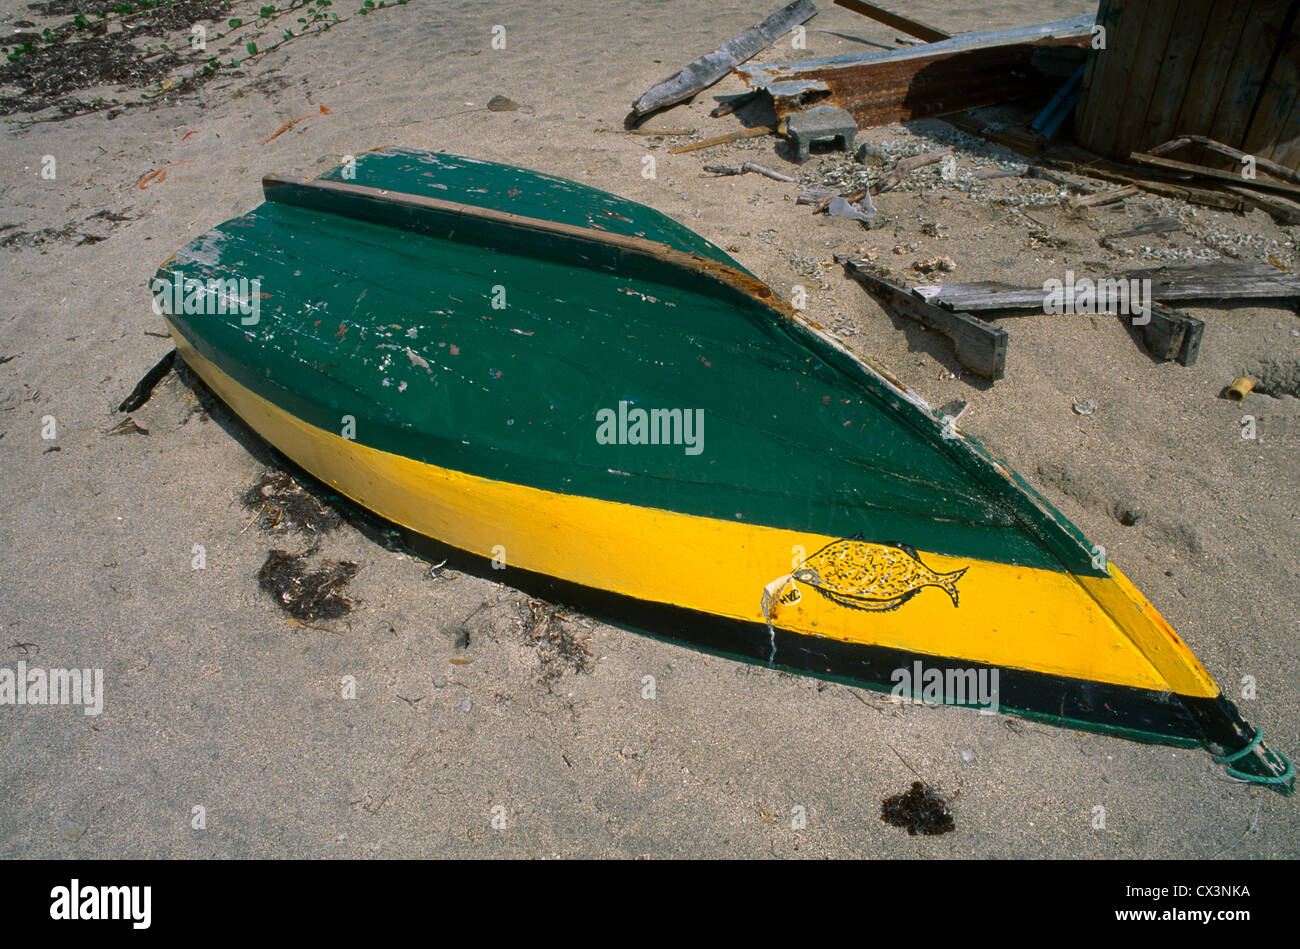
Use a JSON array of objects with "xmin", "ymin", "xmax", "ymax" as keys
[{"xmin": 1, "ymin": 0, "xmax": 1297, "ymax": 858}]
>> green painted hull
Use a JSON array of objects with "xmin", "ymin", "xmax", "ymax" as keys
[{"xmin": 159, "ymin": 148, "xmax": 1099, "ymax": 576}]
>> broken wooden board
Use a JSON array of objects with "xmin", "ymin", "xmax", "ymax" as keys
[
  {"xmin": 1129, "ymin": 151, "xmax": 1300, "ymax": 198},
  {"xmin": 1149, "ymin": 134, "xmax": 1300, "ymax": 186},
  {"xmin": 837, "ymin": 257, "xmax": 1008, "ymax": 378},
  {"xmin": 735, "ymin": 15, "xmax": 1093, "ymax": 129},
  {"xmin": 626, "ymin": 0, "xmax": 818, "ymax": 126},
  {"xmin": 1141, "ymin": 303, "xmax": 1204, "ymax": 366},
  {"xmin": 1223, "ymin": 185, "xmax": 1300, "ymax": 225},
  {"xmin": 938, "ymin": 126, "xmax": 1248, "ymax": 210},
  {"xmin": 1038, "ymin": 149, "xmax": 1247, "ymax": 210},
  {"xmin": 912, "ymin": 263, "xmax": 1300, "ymax": 312}
]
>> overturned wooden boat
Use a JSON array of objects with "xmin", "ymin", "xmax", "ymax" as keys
[{"xmin": 154, "ymin": 147, "xmax": 1291, "ymax": 790}]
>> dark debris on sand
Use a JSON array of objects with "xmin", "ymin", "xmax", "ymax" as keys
[
  {"xmin": 2, "ymin": 1, "xmax": 232, "ymax": 117},
  {"xmin": 241, "ymin": 469, "xmax": 343, "ymax": 535},
  {"xmin": 0, "ymin": 36, "xmax": 182, "ymax": 115},
  {"xmin": 881, "ymin": 781, "xmax": 956, "ymax": 836},
  {"xmin": 523, "ymin": 599, "xmax": 595, "ymax": 684},
  {"xmin": 257, "ymin": 548, "xmax": 358, "ymax": 622}
]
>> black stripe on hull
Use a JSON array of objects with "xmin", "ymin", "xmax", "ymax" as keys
[{"xmin": 396, "ymin": 528, "xmax": 1218, "ymax": 747}]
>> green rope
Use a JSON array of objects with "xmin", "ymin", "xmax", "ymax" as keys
[{"xmin": 1212, "ymin": 730, "xmax": 1295, "ymax": 786}]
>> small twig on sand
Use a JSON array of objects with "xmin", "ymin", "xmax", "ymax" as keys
[
  {"xmin": 287, "ymin": 617, "xmax": 343, "ymax": 635},
  {"xmin": 702, "ymin": 161, "xmax": 795, "ymax": 183},
  {"xmin": 626, "ymin": 127, "xmax": 695, "ymax": 136},
  {"xmin": 239, "ymin": 504, "xmax": 266, "ymax": 535},
  {"xmin": 883, "ymin": 740, "xmax": 926, "ymax": 781},
  {"xmin": 669, "ymin": 125, "xmax": 776, "ymax": 154}
]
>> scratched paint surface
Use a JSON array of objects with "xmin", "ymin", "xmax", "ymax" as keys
[{"xmin": 160, "ymin": 151, "xmax": 1103, "ymax": 574}]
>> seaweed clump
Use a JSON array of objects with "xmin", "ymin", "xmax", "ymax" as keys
[
  {"xmin": 257, "ymin": 548, "xmax": 358, "ymax": 621},
  {"xmin": 881, "ymin": 781, "xmax": 955, "ymax": 836},
  {"xmin": 241, "ymin": 469, "xmax": 343, "ymax": 535}
]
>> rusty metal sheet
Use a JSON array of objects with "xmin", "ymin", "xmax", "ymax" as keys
[{"xmin": 736, "ymin": 14, "xmax": 1094, "ymax": 128}]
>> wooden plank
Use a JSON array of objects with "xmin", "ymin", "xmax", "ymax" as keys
[
  {"xmin": 1224, "ymin": 184, "xmax": 1300, "ymax": 223},
  {"xmin": 1264, "ymin": 88, "xmax": 1300, "ymax": 170},
  {"xmin": 1148, "ymin": 133, "xmax": 1300, "ymax": 184},
  {"xmin": 1068, "ymin": 185, "xmax": 1137, "ymax": 208},
  {"xmin": 1140, "ymin": 305, "xmax": 1187, "ymax": 362},
  {"xmin": 1136, "ymin": 0, "xmax": 1216, "ymax": 152},
  {"xmin": 1129, "ymin": 150, "xmax": 1300, "ymax": 196},
  {"xmin": 1168, "ymin": 0, "xmax": 1252, "ymax": 163},
  {"xmin": 1118, "ymin": 0, "xmax": 1182, "ymax": 156},
  {"xmin": 625, "ymin": 0, "xmax": 818, "ymax": 125},
  {"xmin": 1038, "ymin": 153, "xmax": 1245, "ymax": 209},
  {"xmin": 1075, "ymin": 0, "xmax": 1153, "ymax": 157},
  {"xmin": 737, "ymin": 15, "xmax": 1093, "ymax": 129},
  {"xmin": 832, "ymin": 0, "xmax": 950, "ymax": 43},
  {"xmin": 1102, "ymin": 217, "xmax": 1182, "ymax": 242},
  {"xmin": 837, "ymin": 257, "xmax": 1008, "ymax": 379},
  {"xmin": 912, "ymin": 263, "xmax": 1300, "ymax": 312},
  {"xmin": 1241, "ymin": 2, "xmax": 1300, "ymax": 165},
  {"xmin": 1073, "ymin": 0, "xmax": 1120, "ymax": 145},
  {"xmin": 944, "ymin": 112, "xmax": 1045, "ymax": 155},
  {"xmin": 1207, "ymin": 0, "xmax": 1294, "ymax": 147}
]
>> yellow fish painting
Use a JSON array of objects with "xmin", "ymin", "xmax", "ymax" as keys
[{"xmin": 764, "ymin": 540, "xmax": 968, "ymax": 617}]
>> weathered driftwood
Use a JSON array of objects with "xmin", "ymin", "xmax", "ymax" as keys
[
  {"xmin": 942, "ymin": 125, "xmax": 1249, "ymax": 210},
  {"xmin": 912, "ymin": 263, "xmax": 1300, "ymax": 312},
  {"xmin": 832, "ymin": 0, "xmax": 950, "ymax": 43},
  {"xmin": 874, "ymin": 146, "xmax": 952, "ymax": 192},
  {"xmin": 1103, "ymin": 217, "xmax": 1182, "ymax": 241},
  {"xmin": 1068, "ymin": 185, "xmax": 1137, "ymax": 208},
  {"xmin": 626, "ymin": 0, "xmax": 818, "ymax": 126},
  {"xmin": 837, "ymin": 257, "xmax": 1008, "ymax": 379},
  {"xmin": 1224, "ymin": 185, "xmax": 1300, "ymax": 225},
  {"xmin": 702, "ymin": 161, "xmax": 797, "ymax": 182},
  {"xmin": 1148, "ymin": 134, "xmax": 1300, "ymax": 186},
  {"xmin": 1129, "ymin": 151, "xmax": 1300, "ymax": 198},
  {"xmin": 1040, "ymin": 154, "xmax": 1245, "ymax": 210},
  {"xmin": 905, "ymin": 280, "xmax": 1205, "ymax": 365},
  {"xmin": 736, "ymin": 15, "xmax": 1093, "ymax": 129}
]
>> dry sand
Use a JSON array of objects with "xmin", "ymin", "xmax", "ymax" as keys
[{"xmin": 0, "ymin": 0, "xmax": 1297, "ymax": 857}]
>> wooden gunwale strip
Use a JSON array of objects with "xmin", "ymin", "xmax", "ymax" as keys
[{"xmin": 261, "ymin": 173, "xmax": 793, "ymax": 317}]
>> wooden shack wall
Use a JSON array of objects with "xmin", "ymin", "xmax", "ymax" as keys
[{"xmin": 1075, "ymin": 0, "xmax": 1300, "ymax": 170}]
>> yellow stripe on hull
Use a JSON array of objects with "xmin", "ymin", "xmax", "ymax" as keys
[{"xmin": 171, "ymin": 328, "xmax": 1219, "ymax": 699}]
